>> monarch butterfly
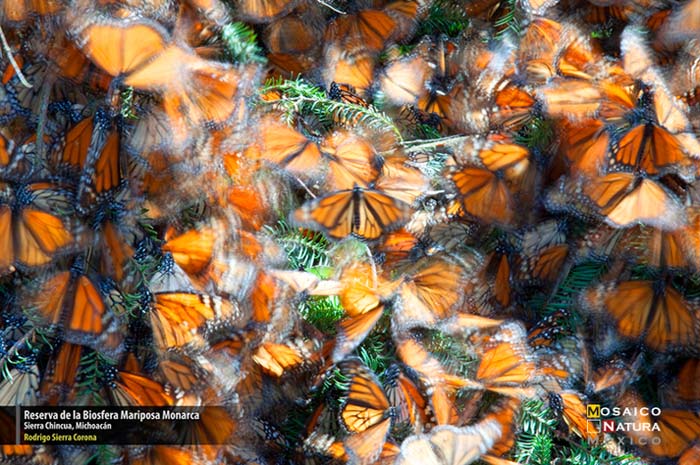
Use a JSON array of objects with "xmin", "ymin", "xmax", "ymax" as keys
[
  {"xmin": 380, "ymin": 55, "xmax": 431, "ymax": 106},
  {"xmin": 76, "ymin": 17, "xmax": 170, "ymax": 80},
  {"xmin": 378, "ymin": 228, "xmax": 430, "ymax": 267},
  {"xmin": 29, "ymin": 269, "xmax": 110, "ymax": 337},
  {"xmin": 385, "ymin": 365, "xmax": 428, "ymax": 431},
  {"xmin": 401, "ymin": 105, "xmax": 444, "ymax": 134},
  {"xmin": 321, "ymin": 131, "xmax": 382, "ymax": 190},
  {"xmin": 328, "ymin": 82, "xmax": 372, "ymax": 126},
  {"xmin": 1, "ymin": 0, "xmax": 61, "ymax": 24},
  {"xmin": 150, "ymin": 292, "xmax": 237, "ymax": 352},
  {"xmin": 247, "ymin": 269, "xmax": 277, "ymax": 324},
  {"xmin": 341, "ymin": 361, "xmax": 392, "ymax": 432},
  {"xmin": 40, "ymin": 341, "xmax": 83, "ymax": 404},
  {"xmin": 109, "ymin": 370, "xmax": 174, "ymax": 406},
  {"xmin": 375, "ymin": 155, "xmax": 429, "ymax": 205},
  {"xmin": 427, "ymin": 220, "xmax": 477, "ymax": 255},
  {"xmin": 157, "ymin": 353, "xmax": 206, "ymax": 392},
  {"xmin": 329, "ymin": 82, "xmax": 369, "ymax": 107},
  {"xmin": 293, "ymin": 186, "xmax": 411, "ymax": 241},
  {"xmin": 475, "ymin": 339, "xmax": 536, "ymax": 398},
  {"xmin": 162, "ymin": 226, "xmax": 215, "ymax": 278},
  {"xmin": 256, "ymin": 114, "xmax": 323, "ymax": 178},
  {"xmin": 130, "ymin": 446, "xmax": 199, "ymax": 465},
  {"xmin": 334, "ymin": 297, "xmax": 384, "ymax": 362},
  {"xmin": 266, "ymin": 15, "xmax": 318, "ymax": 55},
  {"xmin": 416, "ymin": 39, "xmax": 462, "ymax": 126},
  {"xmin": 176, "ymin": 392, "xmax": 237, "ymax": 446},
  {"xmin": 339, "ymin": 361, "xmax": 393, "ymax": 464},
  {"xmin": 491, "ymin": 80, "xmax": 537, "ymax": 131},
  {"xmin": 611, "ymin": 123, "xmax": 689, "ymax": 176},
  {"xmin": 585, "ymin": 280, "xmax": 695, "ymax": 351},
  {"xmin": 0, "ymin": 182, "xmax": 73, "ymax": 272},
  {"xmin": 559, "ymin": 118, "xmax": 609, "ymax": 176},
  {"xmin": 0, "ymin": 365, "xmax": 39, "ymax": 406},
  {"xmin": 0, "ymin": 411, "xmax": 32, "ymax": 457},
  {"xmin": 395, "ymin": 419, "xmax": 504, "ymax": 465},
  {"xmin": 477, "ymin": 136, "xmax": 531, "ymax": 182},
  {"xmin": 60, "ymin": 108, "xmax": 125, "ymax": 206},
  {"xmin": 325, "ymin": 7, "xmax": 397, "ymax": 53},
  {"xmin": 394, "ymin": 257, "xmax": 466, "ymax": 330},
  {"xmin": 588, "ymin": 357, "xmax": 640, "ymax": 397},
  {"xmin": 630, "ymin": 225, "xmax": 694, "ymax": 269},
  {"xmin": 673, "ymin": 359, "xmax": 700, "ymax": 404},
  {"xmin": 125, "ymin": 45, "xmax": 250, "ymax": 133},
  {"xmin": 527, "ymin": 309, "xmax": 572, "ymax": 349},
  {"xmin": 482, "ymin": 241, "xmax": 516, "ymax": 308},
  {"xmin": 267, "ymin": 52, "xmax": 314, "ymax": 80},
  {"xmin": 583, "ymin": 172, "xmax": 683, "ymax": 229},
  {"xmin": 0, "ymin": 131, "xmax": 12, "ymax": 167},
  {"xmin": 680, "ymin": 444, "xmax": 700, "ymax": 465},
  {"xmin": 323, "ymin": 46, "xmax": 376, "ymax": 98},
  {"xmin": 252, "ymin": 342, "xmax": 305, "ymax": 377},
  {"xmin": 227, "ymin": 185, "xmax": 269, "ymax": 231},
  {"xmin": 396, "ymin": 338, "xmax": 465, "ymax": 425},
  {"xmin": 518, "ymin": 220, "xmax": 570, "ymax": 285},
  {"xmin": 538, "ymin": 79, "xmax": 603, "ymax": 120},
  {"xmin": 451, "ymin": 166, "xmax": 514, "ymax": 225},
  {"xmin": 548, "ymin": 391, "xmax": 599, "ymax": 440},
  {"xmin": 237, "ymin": 0, "xmax": 295, "ymax": 22}
]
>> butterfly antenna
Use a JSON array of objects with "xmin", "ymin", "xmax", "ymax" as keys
[
  {"xmin": 364, "ymin": 243, "xmax": 378, "ymax": 289},
  {"xmin": 0, "ymin": 26, "xmax": 32, "ymax": 88},
  {"xmin": 315, "ymin": 0, "xmax": 346, "ymax": 15},
  {"xmin": 294, "ymin": 176, "xmax": 317, "ymax": 199}
]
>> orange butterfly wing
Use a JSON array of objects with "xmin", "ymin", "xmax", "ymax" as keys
[
  {"xmin": 69, "ymin": 276, "xmax": 105, "ymax": 335},
  {"xmin": 452, "ymin": 167, "xmax": 513, "ymax": 224},
  {"xmin": 16, "ymin": 208, "xmax": 72, "ymax": 266},
  {"xmin": 80, "ymin": 21, "xmax": 168, "ymax": 77}
]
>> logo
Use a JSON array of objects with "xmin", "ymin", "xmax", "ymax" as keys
[
  {"xmin": 585, "ymin": 404, "xmax": 663, "ymax": 446},
  {"xmin": 602, "ymin": 420, "xmax": 615, "ymax": 432},
  {"xmin": 586, "ymin": 404, "xmax": 600, "ymax": 418}
]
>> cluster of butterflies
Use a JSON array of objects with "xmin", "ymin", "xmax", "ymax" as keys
[{"xmin": 0, "ymin": 0, "xmax": 699, "ymax": 464}]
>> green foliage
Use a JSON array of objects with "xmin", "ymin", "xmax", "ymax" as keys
[
  {"xmin": 77, "ymin": 350, "xmax": 116, "ymax": 402},
  {"xmin": 265, "ymin": 220, "xmax": 343, "ymax": 332},
  {"xmin": 221, "ymin": 22, "xmax": 266, "ymax": 64},
  {"xmin": 591, "ymin": 22, "xmax": 615, "ymax": 40},
  {"xmin": 492, "ymin": 0, "xmax": 522, "ymax": 40},
  {"xmin": 260, "ymin": 77, "xmax": 402, "ymax": 140},
  {"xmin": 119, "ymin": 87, "xmax": 138, "ymax": 120},
  {"xmin": 88, "ymin": 444, "xmax": 118, "ymax": 465},
  {"xmin": 511, "ymin": 399, "xmax": 643, "ymax": 465},
  {"xmin": 529, "ymin": 260, "xmax": 608, "ymax": 335},
  {"xmin": 514, "ymin": 399, "xmax": 557, "ymax": 464},
  {"xmin": 418, "ymin": 0, "xmax": 470, "ymax": 37},
  {"xmin": 357, "ymin": 322, "xmax": 392, "ymax": 377},
  {"xmin": 562, "ymin": 443, "xmax": 641, "ymax": 465},
  {"xmin": 422, "ymin": 329, "xmax": 476, "ymax": 378},
  {"xmin": 515, "ymin": 116, "xmax": 555, "ymax": 152},
  {"xmin": 265, "ymin": 220, "xmax": 331, "ymax": 271},
  {"xmin": 299, "ymin": 295, "xmax": 345, "ymax": 333}
]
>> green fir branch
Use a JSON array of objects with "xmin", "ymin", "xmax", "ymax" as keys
[
  {"xmin": 298, "ymin": 296, "xmax": 344, "ymax": 334},
  {"xmin": 493, "ymin": 0, "xmax": 522, "ymax": 40},
  {"xmin": 418, "ymin": 0, "xmax": 470, "ymax": 37},
  {"xmin": 221, "ymin": 22, "xmax": 267, "ymax": 65},
  {"xmin": 260, "ymin": 78, "xmax": 403, "ymax": 140},
  {"xmin": 529, "ymin": 260, "xmax": 608, "ymax": 335},
  {"xmin": 88, "ymin": 445, "xmax": 118, "ymax": 465},
  {"xmin": 77, "ymin": 350, "xmax": 116, "ymax": 402},
  {"xmin": 264, "ymin": 220, "xmax": 331, "ymax": 271},
  {"xmin": 514, "ymin": 399, "xmax": 557, "ymax": 464}
]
